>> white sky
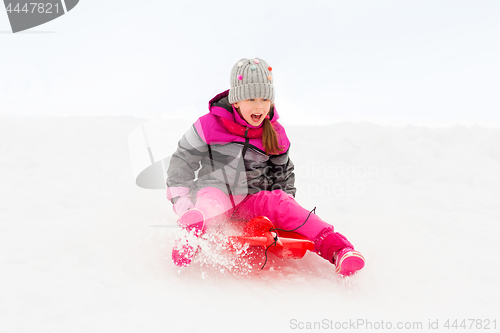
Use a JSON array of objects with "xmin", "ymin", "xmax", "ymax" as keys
[{"xmin": 1, "ymin": 0, "xmax": 499, "ymax": 127}]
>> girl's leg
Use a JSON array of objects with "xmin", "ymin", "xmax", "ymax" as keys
[
  {"xmin": 233, "ymin": 190, "xmax": 354, "ymax": 263},
  {"xmin": 193, "ymin": 187, "xmax": 234, "ymax": 231}
]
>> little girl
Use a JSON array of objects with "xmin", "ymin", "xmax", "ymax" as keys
[{"xmin": 166, "ymin": 58, "xmax": 365, "ymax": 275}]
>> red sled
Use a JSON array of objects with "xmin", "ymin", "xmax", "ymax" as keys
[{"xmin": 227, "ymin": 216, "xmax": 315, "ymax": 259}]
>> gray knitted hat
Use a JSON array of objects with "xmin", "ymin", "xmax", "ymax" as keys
[{"xmin": 228, "ymin": 58, "xmax": 274, "ymax": 104}]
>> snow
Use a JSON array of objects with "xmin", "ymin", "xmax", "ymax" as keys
[
  {"xmin": 2, "ymin": 1, "xmax": 500, "ymax": 127},
  {"xmin": 1, "ymin": 117, "xmax": 499, "ymax": 332}
]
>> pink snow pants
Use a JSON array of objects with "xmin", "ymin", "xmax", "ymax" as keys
[{"xmin": 193, "ymin": 187, "xmax": 354, "ymax": 263}]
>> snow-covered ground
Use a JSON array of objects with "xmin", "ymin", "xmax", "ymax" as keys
[{"xmin": 1, "ymin": 117, "xmax": 499, "ymax": 332}]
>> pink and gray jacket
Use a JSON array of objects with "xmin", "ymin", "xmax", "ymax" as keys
[{"xmin": 166, "ymin": 90, "xmax": 296, "ymax": 204}]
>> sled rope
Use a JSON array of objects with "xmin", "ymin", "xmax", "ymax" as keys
[{"xmin": 260, "ymin": 207, "xmax": 317, "ymax": 270}]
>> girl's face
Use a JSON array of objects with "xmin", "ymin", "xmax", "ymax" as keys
[{"xmin": 233, "ymin": 98, "xmax": 272, "ymax": 127}]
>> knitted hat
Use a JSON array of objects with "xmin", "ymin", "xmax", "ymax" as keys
[{"xmin": 228, "ymin": 58, "xmax": 274, "ymax": 104}]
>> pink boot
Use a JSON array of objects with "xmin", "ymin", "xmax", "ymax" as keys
[
  {"xmin": 172, "ymin": 209, "xmax": 205, "ymax": 267},
  {"xmin": 314, "ymin": 229, "xmax": 364, "ymax": 275},
  {"xmin": 177, "ymin": 208, "xmax": 205, "ymax": 233},
  {"xmin": 333, "ymin": 248, "xmax": 365, "ymax": 276},
  {"xmin": 171, "ymin": 240, "xmax": 198, "ymax": 267}
]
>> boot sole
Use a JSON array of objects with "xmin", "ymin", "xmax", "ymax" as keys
[{"xmin": 336, "ymin": 252, "xmax": 365, "ymax": 276}]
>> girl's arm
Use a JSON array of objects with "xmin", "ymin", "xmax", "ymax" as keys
[
  {"xmin": 268, "ymin": 150, "xmax": 296, "ymax": 197},
  {"xmin": 166, "ymin": 124, "xmax": 208, "ymax": 201}
]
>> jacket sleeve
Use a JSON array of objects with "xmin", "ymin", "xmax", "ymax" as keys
[
  {"xmin": 268, "ymin": 149, "xmax": 296, "ymax": 197},
  {"xmin": 166, "ymin": 124, "xmax": 208, "ymax": 192}
]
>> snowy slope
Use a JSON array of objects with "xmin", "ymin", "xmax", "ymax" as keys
[{"xmin": 0, "ymin": 117, "xmax": 499, "ymax": 332}]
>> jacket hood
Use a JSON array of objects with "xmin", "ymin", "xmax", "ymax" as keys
[{"xmin": 208, "ymin": 90, "xmax": 280, "ymax": 129}]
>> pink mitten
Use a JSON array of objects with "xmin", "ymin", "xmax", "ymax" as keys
[
  {"xmin": 167, "ymin": 187, "xmax": 194, "ymax": 217},
  {"xmin": 173, "ymin": 196, "xmax": 194, "ymax": 216}
]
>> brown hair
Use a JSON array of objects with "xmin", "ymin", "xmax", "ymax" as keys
[{"xmin": 262, "ymin": 106, "xmax": 282, "ymax": 155}]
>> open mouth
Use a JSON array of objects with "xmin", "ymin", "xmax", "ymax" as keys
[{"xmin": 251, "ymin": 113, "xmax": 262, "ymax": 122}]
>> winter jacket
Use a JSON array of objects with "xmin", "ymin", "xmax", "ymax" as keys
[{"xmin": 166, "ymin": 90, "xmax": 296, "ymax": 204}]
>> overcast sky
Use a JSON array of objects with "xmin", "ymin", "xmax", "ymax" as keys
[{"xmin": 1, "ymin": 0, "xmax": 499, "ymax": 127}]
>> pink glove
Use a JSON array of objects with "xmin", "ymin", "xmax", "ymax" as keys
[
  {"xmin": 167, "ymin": 187, "xmax": 195, "ymax": 217},
  {"xmin": 173, "ymin": 196, "xmax": 194, "ymax": 216}
]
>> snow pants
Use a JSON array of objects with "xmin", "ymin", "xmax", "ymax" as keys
[{"xmin": 193, "ymin": 187, "xmax": 354, "ymax": 263}]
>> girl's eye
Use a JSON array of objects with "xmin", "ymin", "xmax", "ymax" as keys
[
  {"xmin": 263, "ymin": 99, "xmax": 268, "ymax": 101},
  {"xmin": 248, "ymin": 99, "xmax": 254, "ymax": 101}
]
